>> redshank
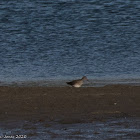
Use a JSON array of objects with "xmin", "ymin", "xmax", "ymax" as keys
[{"xmin": 66, "ymin": 76, "xmax": 88, "ymax": 87}]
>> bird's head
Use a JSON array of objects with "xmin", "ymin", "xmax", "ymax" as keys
[{"xmin": 82, "ymin": 76, "xmax": 88, "ymax": 81}]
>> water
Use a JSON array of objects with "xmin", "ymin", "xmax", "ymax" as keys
[
  {"xmin": 0, "ymin": 0, "xmax": 140, "ymax": 85},
  {"xmin": 0, "ymin": 117, "xmax": 140, "ymax": 139}
]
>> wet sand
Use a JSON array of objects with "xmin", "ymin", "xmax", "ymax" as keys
[
  {"xmin": 0, "ymin": 85, "xmax": 140, "ymax": 139},
  {"xmin": 0, "ymin": 85, "xmax": 140, "ymax": 123}
]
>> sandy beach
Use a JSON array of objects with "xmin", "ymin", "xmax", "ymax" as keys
[
  {"xmin": 0, "ymin": 85, "xmax": 140, "ymax": 139},
  {"xmin": 0, "ymin": 85, "xmax": 140, "ymax": 122}
]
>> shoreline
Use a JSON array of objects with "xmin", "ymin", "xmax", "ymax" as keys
[
  {"xmin": 0, "ymin": 85, "xmax": 140, "ymax": 123},
  {"xmin": 1, "ymin": 78, "xmax": 140, "ymax": 87}
]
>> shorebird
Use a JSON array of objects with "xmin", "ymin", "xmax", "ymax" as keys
[{"xmin": 66, "ymin": 76, "xmax": 88, "ymax": 88}]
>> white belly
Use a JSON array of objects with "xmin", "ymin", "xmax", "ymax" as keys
[{"xmin": 73, "ymin": 84, "xmax": 82, "ymax": 88}]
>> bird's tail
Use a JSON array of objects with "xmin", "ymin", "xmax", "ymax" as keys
[{"xmin": 66, "ymin": 82, "xmax": 71, "ymax": 85}]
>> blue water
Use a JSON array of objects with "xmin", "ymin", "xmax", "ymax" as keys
[{"xmin": 0, "ymin": 0, "xmax": 140, "ymax": 84}]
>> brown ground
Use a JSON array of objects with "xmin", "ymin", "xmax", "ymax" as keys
[{"xmin": 0, "ymin": 85, "xmax": 140, "ymax": 123}]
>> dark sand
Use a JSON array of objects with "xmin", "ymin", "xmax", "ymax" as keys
[{"xmin": 0, "ymin": 85, "xmax": 140, "ymax": 123}]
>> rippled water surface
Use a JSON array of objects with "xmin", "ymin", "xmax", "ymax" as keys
[{"xmin": 0, "ymin": 0, "xmax": 140, "ymax": 84}]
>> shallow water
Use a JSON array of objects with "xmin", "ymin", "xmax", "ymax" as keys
[
  {"xmin": 0, "ymin": 0, "xmax": 140, "ymax": 83},
  {"xmin": 1, "ymin": 78, "xmax": 140, "ymax": 87},
  {"xmin": 0, "ymin": 117, "xmax": 140, "ymax": 139}
]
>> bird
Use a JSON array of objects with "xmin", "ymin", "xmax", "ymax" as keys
[{"xmin": 66, "ymin": 76, "xmax": 88, "ymax": 88}]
